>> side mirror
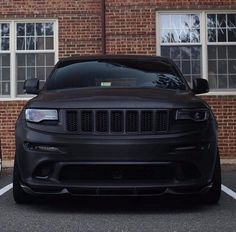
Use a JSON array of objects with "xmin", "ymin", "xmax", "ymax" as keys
[
  {"xmin": 192, "ymin": 78, "xmax": 209, "ymax": 94},
  {"xmin": 23, "ymin": 79, "xmax": 40, "ymax": 94}
]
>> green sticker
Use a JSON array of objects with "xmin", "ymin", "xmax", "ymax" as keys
[{"xmin": 101, "ymin": 82, "xmax": 111, "ymax": 87}]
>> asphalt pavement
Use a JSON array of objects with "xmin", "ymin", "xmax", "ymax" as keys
[{"xmin": 0, "ymin": 165, "xmax": 235, "ymax": 232}]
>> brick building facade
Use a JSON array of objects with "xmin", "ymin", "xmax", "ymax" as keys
[{"xmin": 0, "ymin": 0, "xmax": 236, "ymax": 163}]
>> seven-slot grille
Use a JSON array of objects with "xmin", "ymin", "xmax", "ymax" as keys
[{"xmin": 66, "ymin": 109, "xmax": 168, "ymax": 134}]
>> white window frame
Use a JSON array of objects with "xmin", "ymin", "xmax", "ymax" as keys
[
  {"xmin": 156, "ymin": 11, "xmax": 236, "ymax": 95},
  {"xmin": 0, "ymin": 19, "xmax": 58, "ymax": 101}
]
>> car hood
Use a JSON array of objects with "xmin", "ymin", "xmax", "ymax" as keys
[{"xmin": 27, "ymin": 88, "xmax": 207, "ymax": 109}]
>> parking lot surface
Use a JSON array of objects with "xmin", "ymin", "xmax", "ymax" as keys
[{"xmin": 0, "ymin": 165, "xmax": 236, "ymax": 232}]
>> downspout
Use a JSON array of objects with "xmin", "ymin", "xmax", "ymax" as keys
[{"xmin": 101, "ymin": 0, "xmax": 106, "ymax": 55}]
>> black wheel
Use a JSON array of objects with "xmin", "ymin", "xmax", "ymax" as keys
[
  {"xmin": 13, "ymin": 160, "xmax": 35, "ymax": 204},
  {"xmin": 202, "ymin": 150, "xmax": 221, "ymax": 204}
]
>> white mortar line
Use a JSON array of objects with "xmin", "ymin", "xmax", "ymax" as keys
[
  {"xmin": 0, "ymin": 183, "xmax": 13, "ymax": 196},
  {"xmin": 221, "ymin": 184, "xmax": 236, "ymax": 200}
]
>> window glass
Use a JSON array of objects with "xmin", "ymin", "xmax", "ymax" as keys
[
  {"xmin": 160, "ymin": 14, "xmax": 201, "ymax": 87},
  {"xmin": 16, "ymin": 53, "xmax": 54, "ymax": 94},
  {"xmin": 16, "ymin": 22, "xmax": 54, "ymax": 51},
  {"xmin": 207, "ymin": 13, "xmax": 236, "ymax": 89},
  {"xmin": 46, "ymin": 60, "xmax": 187, "ymax": 91},
  {"xmin": 0, "ymin": 23, "xmax": 10, "ymax": 96}
]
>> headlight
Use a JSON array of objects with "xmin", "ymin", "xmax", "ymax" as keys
[
  {"xmin": 25, "ymin": 109, "xmax": 58, "ymax": 123},
  {"xmin": 176, "ymin": 109, "xmax": 209, "ymax": 122}
]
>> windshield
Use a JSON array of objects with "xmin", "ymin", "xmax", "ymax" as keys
[{"xmin": 45, "ymin": 59, "xmax": 187, "ymax": 91}]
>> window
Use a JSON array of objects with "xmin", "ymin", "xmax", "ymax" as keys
[
  {"xmin": 0, "ymin": 20, "xmax": 57, "ymax": 99},
  {"xmin": 0, "ymin": 23, "xmax": 10, "ymax": 96},
  {"xmin": 158, "ymin": 12, "xmax": 236, "ymax": 91},
  {"xmin": 207, "ymin": 14, "xmax": 236, "ymax": 89},
  {"xmin": 159, "ymin": 14, "xmax": 202, "ymax": 87}
]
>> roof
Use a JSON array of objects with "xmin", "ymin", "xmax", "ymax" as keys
[{"xmin": 59, "ymin": 55, "xmax": 172, "ymax": 64}]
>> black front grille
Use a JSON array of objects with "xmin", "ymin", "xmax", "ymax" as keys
[
  {"xmin": 66, "ymin": 109, "xmax": 169, "ymax": 134},
  {"xmin": 96, "ymin": 111, "xmax": 108, "ymax": 132},
  {"xmin": 111, "ymin": 111, "xmax": 123, "ymax": 132},
  {"xmin": 126, "ymin": 111, "xmax": 139, "ymax": 132},
  {"xmin": 66, "ymin": 111, "xmax": 78, "ymax": 131},
  {"xmin": 81, "ymin": 111, "xmax": 93, "ymax": 132}
]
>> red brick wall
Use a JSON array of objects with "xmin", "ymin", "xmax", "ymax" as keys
[
  {"xmin": 0, "ymin": 0, "xmax": 236, "ymax": 160},
  {"xmin": 0, "ymin": 101, "xmax": 26, "ymax": 160}
]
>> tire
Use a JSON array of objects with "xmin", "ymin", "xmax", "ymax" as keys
[
  {"xmin": 13, "ymin": 160, "xmax": 35, "ymax": 204},
  {"xmin": 202, "ymin": 150, "xmax": 221, "ymax": 204}
]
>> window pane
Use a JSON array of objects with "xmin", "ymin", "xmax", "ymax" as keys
[
  {"xmin": 17, "ymin": 23, "xmax": 25, "ymax": 36},
  {"xmin": 172, "ymin": 15, "xmax": 181, "ymax": 29},
  {"xmin": 217, "ymin": 14, "xmax": 226, "ymax": 28},
  {"xmin": 229, "ymin": 75, "xmax": 236, "ymax": 88},
  {"xmin": 26, "ymin": 37, "xmax": 35, "ymax": 50},
  {"xmin": 208, "ymin": 46, "xmax": 217, "ymax": 59},
  {"xmin": 161, "ymin": 30, "xmax": 170, "ymax": 43},
  {"xmin": 228, "ymin": 28, "xmax": 236, "ymax": 42},
  {"xmin": 208, "ymin": 29, "xmax": 216, "ymax": 42},
  {"xmin": 45, "ymin": 37, "xmax": 54, "ymax": 49},
  {"xmin": 26, "ymin": 23, "xmax": 35, "ymax": 36},
  {"xmin": 17, "ymin": 82, "xmax": 24, "ymax": 95},
  {"xmin": 160, "ymin": 46, "xmax": 170, "ymax": 57},
  {"xmin": 17, "ymin": 67, "xmax": 26, "ymax": 81},
  {"xmin": 2, "ymin": 68, "xmax": 10, "ymax": 81},
  {"xmin": 160, "ymin": 15, "xmax": 170, "ymax": 29},
  {"xmin": 2, "ymin": 82, "xmax": 10, "ymax": 95},
  {"xmin": 227, "ymin": 14, "xmax": 236, "ymax": 27},
  {"xmin": 218, "ymin": 46, "xmax": 227, "ymax": 59},
  {"xmin": 27, "ymin": 54, "xmax": 35, "ymax": 66},
  {"xmin": 218, "ymin": 29, "xmax": 226, "ymax": 42},
  {"xmin": 1, "ymin": 38, "xmax": 9, "ymax": 50},
  {"xmin": 1, "ymin": 23, "xmax": 9, "ymax": 36},
  {"xmin": 228, "ymin": 60, "xmax": 236, "ymax": 74},
  {"xmin": 170, "ymin": 47, "xmax": 181, "ymax": 59},
  {"xmin": 191, "ymin": 14, "xmax": 200, "ymax": 29},
  {"xmin": 17, "ymin": 22, "xmax": 54, "ymax": 51},
  {"xmin": 208, "ymin": 45, "xmax": 236, "ymax": 89},
  {"xmin": 36, "ymin": 23, "xmax": 44, "ymax": 36},
  {"xmin": 207, "ymin": 14, "xmax": 216, "ymax": 28},
  {"xmin": 218, "ymin": 75, "xmax": 227, "ymax": 88},
  {"xmin": 36, "ymin": 37, "xmax": 44, "ymax": 50},
  {"xmin": 0, "ymin": 54, "xmax": 10, "ymax": 96},
  {"xmin": 179, "ymin": 29, "xmax": 190, "ymax": 43},
  {"xmin": 45, "ymin": 53, "xmax": 54, "ymax": 65},
  {"xmin": 45, "ymin": 23, "xmax": 53, "ymax": 36},
  {"xmin": 161, "ymin": 45, "xmax": 202, "ymax": 86},
  {"xmin": 17, "ymin": 37, "xmax": 25, "ymax": 50},
  {"xmin": 228, "ymin": 46, "xmax": 236, "ymax": 59},
  {"xmin": 36, "ymin": 53, "xmax": 45, "ymax": 66},
  {"xmin": 16, "ymin": 53, "xmax": 55, "ymax": 95},
  {"xmin": 218, "ymin": 60, "xmax": 227, "ymax": 74},
  {"xmin": 190, "ymin": 29, "xmax": 200, "ymax": 42},
  {"xmin": 208, "ymin": 60, "xmax": 217, "ymax": 74},
  {"xmin": 17, "ymin": 54, "xmax": 26, "ymax": 66},
  {"xmin": 208, "ymin": 75, "xmax": 217, "ymax": 88},
  {"xmin": 160, "ymin": 14, "xmax": 200, "ymax": 44},
  {"xmin": 2, "ymin": 54, "xmax": 10, "ymax": 66}
]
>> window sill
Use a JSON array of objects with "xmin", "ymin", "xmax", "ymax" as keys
[
  {"xmin": 0, "ymin": 97, "xmax": 33, "ymax": 101},
  {"xmin": 198, "ymin": 91, "xmax": 236, "ymax": 96}
]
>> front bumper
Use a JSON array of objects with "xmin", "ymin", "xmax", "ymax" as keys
[{"xmin": 15, "ymin": 122, "xmax": 218, "ymax": 196}]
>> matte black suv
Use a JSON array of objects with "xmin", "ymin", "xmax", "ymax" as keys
[{"xmin": 13, "ymin": 55, "xmax": 221, "ymax": 204}]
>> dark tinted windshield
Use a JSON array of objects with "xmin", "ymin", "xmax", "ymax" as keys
[{"xmin": 45, "ymin": 59, "xmax": 187, "ymax": 91}]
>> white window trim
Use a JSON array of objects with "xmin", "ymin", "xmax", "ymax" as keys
[
  {"xmin": 0, "ymin": 19, "xmax": 58, "ymax": 101},
  {"xmin": 156, "ymin": 11, "xmax": 236, "ymax": 95}
]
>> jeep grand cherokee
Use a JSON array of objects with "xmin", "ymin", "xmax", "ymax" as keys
[{"xmin": 13, "ymin": 55, "xmax": 221, "ymax": 204}]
